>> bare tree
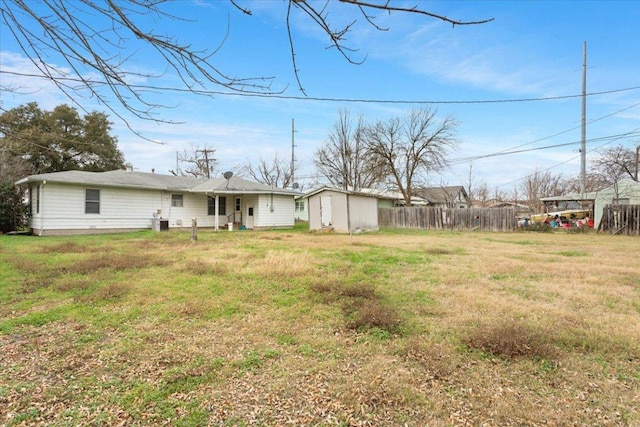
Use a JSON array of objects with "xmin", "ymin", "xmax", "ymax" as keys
[
  {"xmin": 314, "ymin": 109, "xmax": 385, "ymax": 190},
  {"xmin": 0, "ymin": 1, "xmax": 492, "ymax": 128},
  {"xmin": 169, "ymin": 146, "xmax": 218, "ymax": 179},
  {"xmin": 365, "ymin": 108, "xmax": 458, "ymax": 206},
  {"xmin": 244, "ymin": 153, "xmax": 297, "ymax": 189},
  {"xmin": 591, "ymin": 145, "xmax": 639, "ymax": 186},
  {"xmin": 520, "ymin": 168, "xmax": 568, "ymax": 211},
  {"xmin": 463, "ymin": 162, "xmax": 488, "ymax": 204}
]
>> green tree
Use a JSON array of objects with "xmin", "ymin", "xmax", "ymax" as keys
[
  {"xmin": 0, "ymin": 150, "xmax": 31, "ymax": 233},
  {"xmin": 0, "ymin": 103, "xmax": 125, "ymax": 174},
  {"xmin": 0, "ymin": 103, "xmax": 125, "ymax": 232}
]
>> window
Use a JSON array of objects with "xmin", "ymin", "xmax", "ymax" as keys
[
  {"xmin": 295, "ymin": 200, "xmax": 305, "ymax": 212},
  {"xmin": 207, "ymin": 196, "xmax": 226, "ymax": 215},
  {"xmin": 85, "ymin": 189, "xmax": 100, "ymax": 214},
  {"xmin": 171, "ymin": 194, "xmax": 184, "ymax": 207},
  {"xmin": 32, "ymin": 185, "xmax": 40, "ymax": 214},
  {"xmin": 235, "ymin": 197, "xmax": 241, "ymax": 212}
]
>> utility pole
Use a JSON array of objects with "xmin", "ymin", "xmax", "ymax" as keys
[
  {"xmin": 580, "ymin": 41, "xmax": 587, "ymax": 196},
  {"xmin": 196, "ymin": 148, "xmax": 215, "ymax": 179},
  {"xmin": 291, "ymin": 118, "xmax": 296, "ymax": 188},
  {"xmin": 635, "ymin": 143, "xmax": 639, "ymax": 182}
]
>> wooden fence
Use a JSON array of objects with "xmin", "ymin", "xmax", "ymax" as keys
[
  {"xmin": 378, "ymin": 207, "xmax": 518, "ymax": 232},
  {"xmin": 598, "ymin": 204, "xmax": 640, "ymax": 236}
]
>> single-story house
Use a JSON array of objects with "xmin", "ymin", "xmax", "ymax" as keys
[
  {"xmin": 414, "ymin": 186, "xmax": 469, "ymax": 208},
  {"xmin": 15, "ymin": 169, "xmax": 297, "ymax": 236},
  {"xmin": 305, "ymin": 187, "xmax": 380, "ymax": 233}
]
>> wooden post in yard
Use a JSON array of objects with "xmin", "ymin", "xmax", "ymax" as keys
[{"xmin": 191, "ymin": 217, "xmax": 197, "ymax": 242}]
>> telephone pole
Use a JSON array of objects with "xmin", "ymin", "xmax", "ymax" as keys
[
  {"xmin": 291, "ymin": 118, "xmax": 297, "ymax": 188},
  {"xmin": 196, "ymin": 148, "xmax": 216, "ymax": 179},
  {"xmin": 580, "ymin": 41, "xmax": 587, "ymax": 196}
]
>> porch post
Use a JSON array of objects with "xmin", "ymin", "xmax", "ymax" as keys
[{"xmin": 215, "ymin": 195, "xmax": 219, "ymax": 231}]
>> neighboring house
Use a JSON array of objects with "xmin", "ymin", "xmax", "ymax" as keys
[
  {"xmin": 358, "ymin": 188, "xmax": 429, "ymax": 208},
  {"xmin": 294, "ymin": 195, "xmax": 308, "ymax": 222},
  {"xmin": 593, "ymin": 178, "xmax": 640, "ymax": 227},
  {"xmin": 305, "ymin": 187, "xmax": 380, "ymax": 233},
  {"xmin": 415, "ymin": 186, "xmax": 469, "ymax": 208},
  {"xmin": 15, "ymin": 169, "xmax": 297, "ymax": 236}
]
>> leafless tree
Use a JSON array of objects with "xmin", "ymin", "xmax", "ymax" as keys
[
  {"xmin": 520, "ymin": 168, "xmax": 568, "ymax": 211},
  {"xmin": 169, "ymin": 146, "xmax": 218, "ymax": 179},
  {"xmin": 314, "ymin": 109, "xmax": 385, "ymax": 190},
  {"xmin": 463, "ymin": 162, "xmax": 489, "ymax": 205},
  {"xmin": 0, "ymin": 0, "xmax": 492, "ymax": 129},
  {"xmin": 590, "ymin": 144, "xmax": 639, "ymax": 186},
  {"xmin": 244, "ymin": 153, "xmax": 297, "ymax": 189},
  {"xmin": 365, "ymin": 108, "xmax": 458, "ymax": 206}
]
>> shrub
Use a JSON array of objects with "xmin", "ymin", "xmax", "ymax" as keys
[
  {"xmin": 463, "ymin": 320, "xmax": 557, "ymax": 360},
  {"xmin": 345, "ymin": 298, "xmax": 401, "ymax": 333}
]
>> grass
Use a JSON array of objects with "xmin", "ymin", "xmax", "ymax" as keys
[{"xmin": 1, "ymin": 229, "xmax": 639, "ymax": 426}]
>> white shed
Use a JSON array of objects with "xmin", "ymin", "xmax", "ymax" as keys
[{"xmin": 305, "ymin": 187, "xmax": 379, "ymax": 233}]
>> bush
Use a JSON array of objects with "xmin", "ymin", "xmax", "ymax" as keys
[{"xmin": 463, "ymin": 320, "xmax": 557, "ymax": 360}]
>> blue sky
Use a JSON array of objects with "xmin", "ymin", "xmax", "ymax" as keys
[{"xmin": 1, "ymin": 0, "xmax": 639, "ymax": 194}]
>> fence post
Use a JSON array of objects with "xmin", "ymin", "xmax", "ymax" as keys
[{"xmin": 191, "ymin": 217, "xmax": 197, "ymax": 242}]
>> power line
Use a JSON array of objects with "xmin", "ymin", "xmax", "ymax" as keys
[
  {"xmin": 491, "ymin": 127, "xmax": 640, "ymax": 191},
  {"xmin": 2, "ymin": 70, "xmax": 639, "ymax": 105},
  {"xmin": 449, "ymin": 131, "xmax": 640, "ymax": 165},
  {"xmin": 447, "ymin": 101, "xmax": 640, "ymax": 165}
]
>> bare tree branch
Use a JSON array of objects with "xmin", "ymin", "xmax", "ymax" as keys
[{"xmin": 0, "ymin": 0, "xmax": 492, "ymax": 126}]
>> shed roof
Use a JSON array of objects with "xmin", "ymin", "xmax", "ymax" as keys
[{"xmin": 302, "ymin": 186, "xmax": 380, "ymax": 199}]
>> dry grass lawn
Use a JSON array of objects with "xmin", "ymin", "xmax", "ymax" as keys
[{"xmin": 1, "ymin": 228, "xmax": 639, "ymax": 426}]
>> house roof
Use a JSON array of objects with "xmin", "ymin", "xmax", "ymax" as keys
[
  {"xmin": 540, "ymin": 192, "xmax": 597, "ymax": 202},
  {"xmin": 190, "ymin": 176, "xmax": 298, "ymax": 195},
  {"xmin": 15, "ymin": 170, "xmax": 297, "ymax": 195},
  {"xmin": 414, "ymin": 186, "xmax": 468, "ymax": 204}
]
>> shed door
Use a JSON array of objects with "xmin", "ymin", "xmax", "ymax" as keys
[{"xmin": 320, "ymin": 196, "xmax": 332, "ymax": 227}]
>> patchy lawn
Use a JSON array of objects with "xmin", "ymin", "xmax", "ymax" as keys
[{"xmin": 1, "ymin": 229, "xmax": 639, "ymax": 426}]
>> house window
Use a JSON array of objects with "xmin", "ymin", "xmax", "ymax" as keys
[
  {"xmin": 207, "ymin": 196, "xmax": 226, "ymax": 215},
  {"xmin": 171, "ymin": 194, "xmax": 184, "ymax": 207},
  {"xmin": 85, "ymin": 189, "xmax": 100, "ymax": 214},
  {"xmin": 235, "ymin": 197, "xmax": 241, "ymax": 212},
  {"xmin": 32, "ymin": 185, "xmax": 40, "ymax": 214},
  {"xmin": 295, "ymin": 200, "xmax": 305, "ymax": 212}
]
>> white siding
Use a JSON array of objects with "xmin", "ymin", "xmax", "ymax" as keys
[
  {"xmin": 309, "ymin": 190, "xmax": 348, "ymax": 232},
  {"xmin": 308, "ymin": 190, "xmax": 379, "ymax": 233},
  {"xmin": 31, "ymin": 183, "xmax": 216, "ymax": 234},
  {"xmin": 348, "ymin": 195, "xmax": 379, "ymax": 231},
  {"xmin": 30, "ymin": 183, "xmax": 294, "ymax": 234},
  {"xmin": 253, "ymin": 194, "xmax": 295, "ymax": 228}
]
